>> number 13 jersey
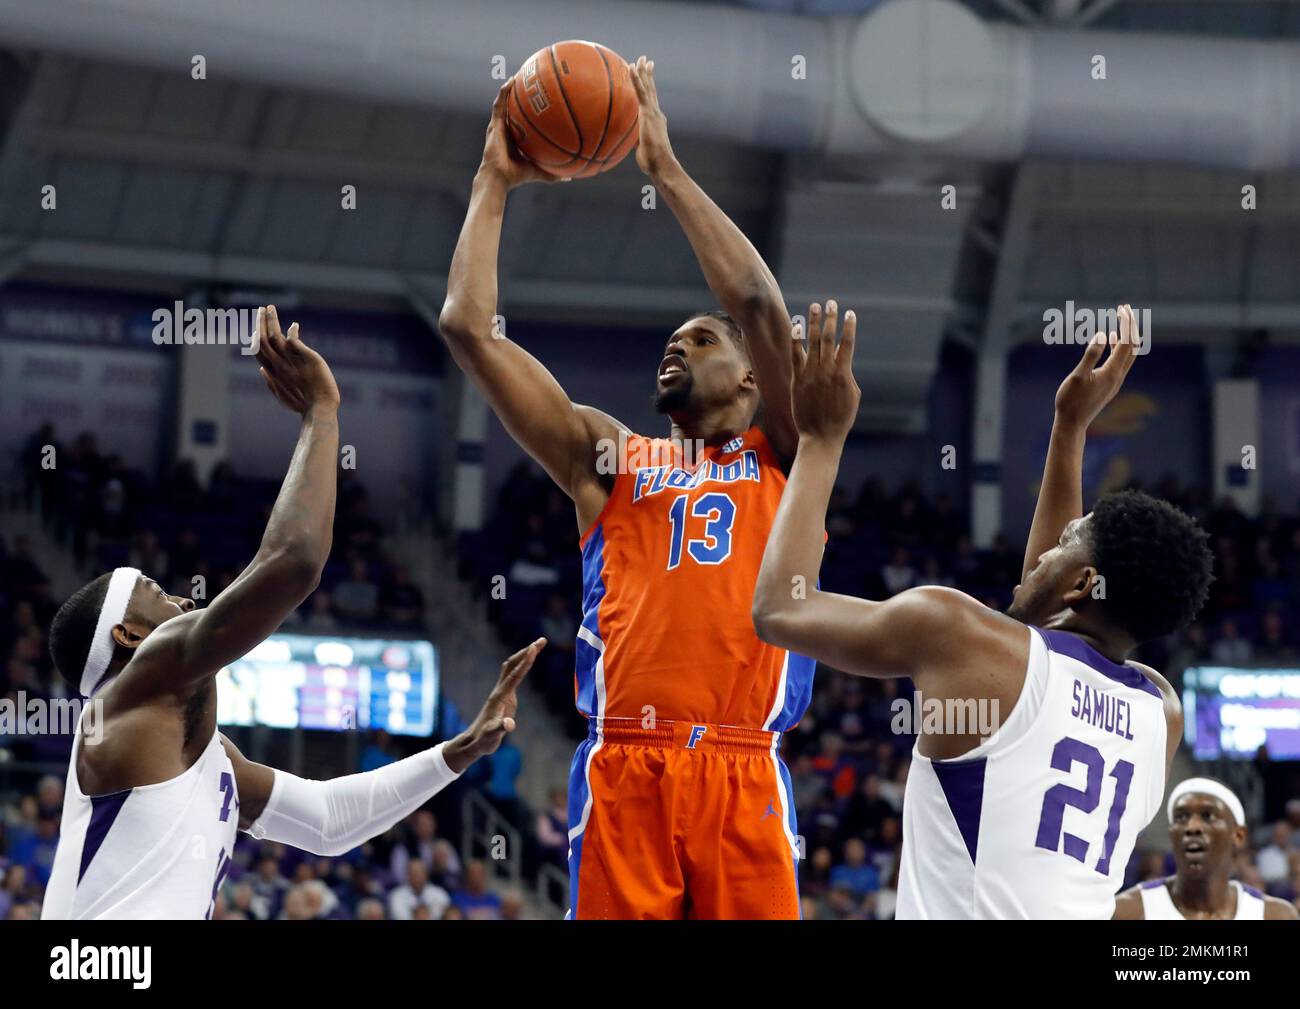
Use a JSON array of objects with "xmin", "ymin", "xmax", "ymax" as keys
[
  {"xmin": 897, "ymin": 626, "xmax": 1169, "ymax": 920},
  {"xmin": 575, "ymin": 427, "xmax": 815, "ymax": 732}
]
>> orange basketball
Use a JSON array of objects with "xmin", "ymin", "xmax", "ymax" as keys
[{"xmin": 506, "ymin": 41, "xmax": 639, "ymax": 179}]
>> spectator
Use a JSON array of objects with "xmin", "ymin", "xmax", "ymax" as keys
[
  {"xmin": 829, "ymin": 838, "xmax": 881, "ymax": 900},
  {"xmin": 485, "ymin": 738, "xmax": 523, "ymax": 824},
  {"xmin": 839, "ymin": 775, "xmax": 893, "ymax": 844},
  {"xmin": 251, "ymin": 854, "xmax": 290, "ymax": 919},
  {"xmin": 452, "ymin": 860, "xmax": 503, "ymax": 920},
  {"xmin": 881, "ymin": 547, "xmax": 916, "ymax": 596},
  {"xmin": 1258, "ymin": 822, "xmax": 1293, "ymax": 887},
  {"xmin": 333, "ymin": 558, "xmax": 380, "ymax": 625},
  {"xmin": 301, "ymin": 591, "xmax": 339, "ymax": 632},
  {"xmin": 388, "ymin": 859, "xmax": 450, "ymax": 921},
  {"xmin": 535, "ymin": 788, "xmax": 568, "ymax": 869},
  {"xmin": 389, "ymin": 809, "xmax": 441, "ymax": 882},
  {"xmin": 127, "ymin": 531, "xmax": 169, "ymax": 583},
  {"xmin": 429, "ymin": 839, "xmax": 462, "ymax": 892},
  {"xmin": 359, "ymin": 729, "xmax": 397, "ymax": 772},
  {"xmin": 381, "ymin": 566, "xmax": 425, "ymax": 628},
  {"xmin": 1210, "ymin": 618, "xmax": 1252, "ymax": 665},
  {"xmin": 500, "ymin": 890, "xmax": 528, "ymax": 921}
]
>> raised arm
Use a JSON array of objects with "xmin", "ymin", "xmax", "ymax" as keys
[
  {"xmin": 439, "ymin": 84, "xmax": 619, "ymax": 520},
  {"xmin": 752, "ymin": 303, "xmax": 936, "ymax": 676},
  {"xmin": 630, "ymin": 58, "xmax": 798, "ymax": 463},
  {"xmin": 125, "ymin": 307, "xmax": 340, "ymax": 695},
  {"xmin": 751, "ymin": 303, "xmax": 1019, "ymax": 686},
  {"xmin": 1021, "ymin": 304, "xmax": 1139, "ymax": 582}
]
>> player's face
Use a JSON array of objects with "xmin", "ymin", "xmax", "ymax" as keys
[
  {"xmin": 1169, "ymin": 793, "xmax": 1243, "ymax": 878},
  {"xmin": 127, "ymin": 575, "xmax": 196, "ymax": 636},
  {"xmin": 653, "ymin": 316, "xmax": 748, "ymax": 416},
  {"xmin": 1005, "ymin": 515, "xmax": 1095, "ymax": 625}
]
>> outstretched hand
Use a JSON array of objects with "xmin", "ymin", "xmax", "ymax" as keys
[
  {"xmin": 443, "ymin": 638, "xmax": 546, "ymax": 773},
  {"xmin": 629, "ymin": 56, "xmax": 675, "ymax": 179},
  {"xmin": 790, "ymin": 301, "xmax": 861, "ymax": 446},
  {"xmin": 1054, "ymin": 303, "xmax": 1141, "ymax": 430},
  {"xmin": 253, "ymin": 305, "xmax": 340, "ymax": 416}
]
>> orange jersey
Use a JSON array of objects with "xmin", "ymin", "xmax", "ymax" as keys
[{"xmin": 575, "ymin": 426, "xmax": 815, "ymax": 731}]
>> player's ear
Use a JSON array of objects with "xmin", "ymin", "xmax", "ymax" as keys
[
  {"xmin": 1061, "ymin": 566, "xmax": 1097, "ymax": 608},
  {"xmin": 111, "ymin": 620, "xmax": 149, "ymax": 650}
]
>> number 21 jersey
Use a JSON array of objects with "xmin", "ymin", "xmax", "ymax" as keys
[{"xmin": 897, "ymin": 626, "xmax": 1169, "ymax": 919}]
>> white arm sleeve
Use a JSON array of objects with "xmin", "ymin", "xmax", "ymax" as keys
[{"xmin": 245, "ymin": 742, "xmax": 461, "ymax": 856}]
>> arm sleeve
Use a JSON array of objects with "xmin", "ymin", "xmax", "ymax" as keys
[{"xmin": 245, "ymin": 742, "xmax": 461, "ymax": 856}]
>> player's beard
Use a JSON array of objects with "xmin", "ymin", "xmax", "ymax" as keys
[
  {"xmin": 1004, "ymin": 580, "xmax": 1050, "ymax": 626},
  {"xmin": 653, "ymin": 373, "xmax": 693, "ymax": 414}
]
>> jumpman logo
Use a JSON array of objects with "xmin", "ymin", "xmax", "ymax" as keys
[{"xmin": 761, "ymin": 797, "xmax": 778, "ymax": 820}]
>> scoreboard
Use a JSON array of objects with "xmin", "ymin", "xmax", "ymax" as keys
[
  {"xmin": 1183, "ymin": 665, "xmax": 1300, "ymax": 760},
  {"xmin": 216, "ymin": 632, "xmax": 438, "ymax": 736}
]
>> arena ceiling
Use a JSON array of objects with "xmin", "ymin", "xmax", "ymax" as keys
[{"xmin": 0, "ymin": 0, "xmax": 1298, "ymax": 437}]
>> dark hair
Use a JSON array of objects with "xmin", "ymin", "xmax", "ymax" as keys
[
  {"xmin": 685, "ymin": 310, "xmax": 745, "ymax": 354},
  {"xmin": 1088, "ymin": 490, "xmax": 1213, "ymax": 643},
  {"xmin": 49, "ymin": 572, "xmax": 115, "ymax": 690}
]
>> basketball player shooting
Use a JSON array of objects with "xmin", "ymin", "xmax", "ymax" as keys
[
  {"xmin": 754, "ymin": 302, "xmax": 1214, "ymax": 919},
  {"xmin": 41, "ymin": 306, "xmax": 545, "ymax": 920},
  {"xmin": 439, "ymin": 57, "xmax": 811, "ymax": 919},
  {"xmin": 1113, "ymin": 777, "xmax": 1298, "ymax": 920}
]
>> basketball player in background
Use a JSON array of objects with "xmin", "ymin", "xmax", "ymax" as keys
[
  {"xmin": 1114, "ymin": 777, "xmax": 1298, "ymax": 920},
  {"xmin": 42, "ymin": 306, "xmax": 545, "ymax": 919},
  {"xmin": 440, "ymin": 58, "xmax": 811, "ymax": 919},
  {"xmin": 754, "ymin": 303, "xmax": 1214, "ymax": 918}
]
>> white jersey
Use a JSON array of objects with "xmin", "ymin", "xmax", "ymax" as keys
[
  {"xmin": 1139, "ymin": 879, "xmax": 1266, "ymax": 920},
  {"xmin": 897, "ymin": 626, "xmax": 1168, "ymax": 920},
  {"xmin": 42, "ymin": 709, "xmax": 240, "ymax": 920}
]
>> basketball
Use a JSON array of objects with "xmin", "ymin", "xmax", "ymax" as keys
[{"xmin": 506, "ymin": 40, "xmax": 639, "ymax": 179}]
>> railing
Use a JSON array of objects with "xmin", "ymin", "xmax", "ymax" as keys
[
  {"xmin": 460, "ymin": 790, "xmax": 523, "ymax": 891},
  {"xmin": 536, "ymin": 862, "xmax": 569, "ymax": 919}
]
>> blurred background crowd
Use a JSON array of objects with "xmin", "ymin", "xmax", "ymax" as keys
[{"xmin": 4, "ymin": 415, "xmax": 1300, "ymax": 920}]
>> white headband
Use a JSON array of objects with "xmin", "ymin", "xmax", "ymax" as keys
[
  {"xmin": 80, "ymin": 567, "xmax": 141, "ymax": 697},
  {"xmin": 1167, "ymin": 777, "xmax": 1245, "ymax": 827}
]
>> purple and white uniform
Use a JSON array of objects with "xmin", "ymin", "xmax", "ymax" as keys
[
  {"xmin": 42, "ymin": 708, "xmax": 239, "ymax": 920},
  {"xmin": 897, "ymin": 626, "xmax": 1169, "ymax": 919},
  {"xmin": 1139, "ymin": 878, "xmax": 1266, "ymax": 920}
]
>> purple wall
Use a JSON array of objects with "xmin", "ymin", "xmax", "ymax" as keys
[{"xmin": 1000, "ymin": 342, "xmax": 1209, "ymax": 539}]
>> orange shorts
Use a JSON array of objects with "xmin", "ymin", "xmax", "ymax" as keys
[{"xmin": 566, "ymin": 717, "xmax": 801, "ymax": 920}]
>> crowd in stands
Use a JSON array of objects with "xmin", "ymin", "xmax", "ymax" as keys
[
  {"xmin": 468, "ymin": 458, "xmax": 1300, "ymax": 919},
  {"xmin": 6, "ymin": 418, "xmax": 1300, "ymax": 919},
  {"xmin": 12, "ymin": 423, "xmax": 424, "ymax": 636},
  {"xmin": 2, "ymin": 423, "xmax": 430, "ymax": 704},
  {"xmin": 1, "ymin": 421, "xmax": 541, "ymax": 920}
]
